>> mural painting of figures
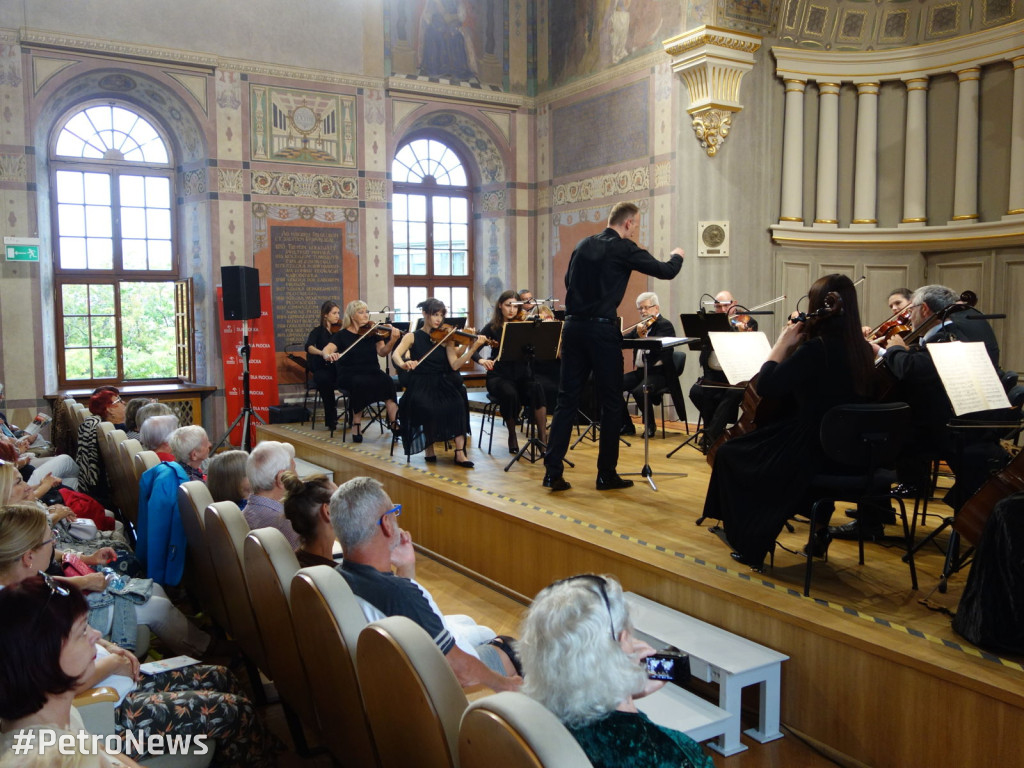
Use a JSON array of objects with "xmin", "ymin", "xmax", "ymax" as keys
[
  {"xmin": 419, "ymin": 0, "xmax": 478, "ymax": 79},
  {"xmin": 549, "ymin": 0, "xmax": 680, "ymax": 86}
]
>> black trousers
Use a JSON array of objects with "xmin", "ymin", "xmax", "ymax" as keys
[
  {"xmin": 689, "ymin": 375, "xmax": 743, "ymax": 443},
  {"xmin": 545, "ymin": 321, "xmax": 624, "ymax": 477},
  {"xmin": 622, "ymin": 367, "xmax": 668, "ymax": 426},
  {"xmin": 313, "ymin": 368, "xmax": 339, "ymax": 429}
]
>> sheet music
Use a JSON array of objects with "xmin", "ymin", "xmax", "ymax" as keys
[
  {"xmin": 708, "ymin": 331, "xmax": 772, "ymax": 384},
  {"xmin": 926, "ymin": 341, "xmax": 1011, "ymax": 416}
]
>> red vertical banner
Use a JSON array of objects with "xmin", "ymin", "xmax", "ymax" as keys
[{"xmin": 217, "ymin": 285, "xmax": 278, "ymax": 447}]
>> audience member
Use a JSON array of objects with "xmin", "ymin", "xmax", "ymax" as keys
[
  {"xmin": 243, "ymin": 441, "xmax": 300, "ymax": 548},
  {"xmin": 139, "ymin": 413, "xmax": 178, "ymax": 460},
  {"xmin": 207, "ymin": 449, "xmax": 251, "ymax": 506},
  {"xmin": 330, "ymin": 476, "xmax": 521, "ymax": 692},
  {"xmin": 281, "ymin": 472, "xmax": 338, "ymax": 568},
  {"xmin": 168, "ymin": 424, "xmax": 211, "ymax": 483},
  {"xmin": 518, "ymin": 574, "xmax": 713, "ymax": 768}
]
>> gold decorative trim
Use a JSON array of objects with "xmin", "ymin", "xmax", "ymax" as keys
[
  {"xmin": 814, "ymin": 218, "xmax": 839, "ymax": 224},
  {"xmin": 851, "ymin": 219, "xmax": 877, "ymax": 224},
  {"xmin": 901, "ymin": 217, "xmax": 927, "ymax": 223},
  {"xmin": 952, "ymin": 214, "xmax": 979, "ymax": 220},
  {"xmin": 663, "ymin": 26, "xmax": 763, "ymax": 57},
  {"xmin": 779, "ymin": 216, "xmax": 804, "ymax": 222},
  {"xmin": 1007, "ymin": 208, "xmax": 1024, "ymax": 215},
  {"xmin": 691, "ymin": 109, "xmax": 732, "ymax": 157}
]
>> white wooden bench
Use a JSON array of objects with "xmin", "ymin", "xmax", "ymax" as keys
[
  {"xmin": 635, "ymin": 683, "xmax": 734, "ymax": 745},
  {"xmin": 626, "ymin": 592, "xmax": 788, "ymax": 756}
]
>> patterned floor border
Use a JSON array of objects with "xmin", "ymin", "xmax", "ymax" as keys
[{"xmin": 278, "ymin": 424, "xmax": 1024, "ymax": 674}]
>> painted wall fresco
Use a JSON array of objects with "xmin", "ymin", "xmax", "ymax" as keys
[
  {"xmin": 547, "ymin": 0, "xmax": 680, "ymax": 88},
  {"xmin": 388, "ymin": 0, "xmax": 507, "ymax": 88},
  {"xmin": 250, "ymin": 85, "xmax": 357, "ymax": 167}
]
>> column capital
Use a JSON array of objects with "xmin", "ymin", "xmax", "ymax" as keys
[
  {"xmin": 664, "ymin": 26, "xmax": 762, "ymax": 157},
  {"xmin": 784, "ymin": 79, "xmax": 806, "ymax": 92},
  {"xmin": 855, "ymin": 82, "xmax": 880, "ymax": 94},
  {"xmin": 956, "ymin": 67, "xmax": 981, "ymax": 82},
  {"xmin": 904, "ymin": 77, "xmax": 929, "ymax": 91}
]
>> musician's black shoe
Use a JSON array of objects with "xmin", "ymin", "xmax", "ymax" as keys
[
  {"xmin": 453, "ymin": 450, "xmax": 475, "ymax": 469},
  {"xmin": 596, "ymin": 473, "xmax": 634, "ymax": 491},
  {"xmin": 350, "ymin": 424, "xmax": 363, "ymax": 444},
  {"xmin": 828, "ymin": 520, "xmax": 884, "ymax": 541},
  {"xmin": 800, "ymin": 529, "xmax": 832, "ymax": 559},
  {"xmin": 730, "ymin": 552, "xmax": 765, "ymax": 573},
  {"xmin": 843, "ymin": 507, "xmax": 896, "ymax": 525},
  {"xmin": 619, "ymin": 423, "xmax": 637, "ymax": 436},
  {"xmin": 644, "ymin": 424, "xmax": 657, "ymax": 438},
  {"xmin": 508, "ymin": 434, "xmax": 520, "ymax": 454},
  {"xmin": 543, "ymin": 474, "xmax": 571, "ymax": 491}
]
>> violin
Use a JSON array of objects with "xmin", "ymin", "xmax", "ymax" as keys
[
  {"xmin": 357, "ymin": 321, "xmax": 396, "ymax": 340},
  {"xmin": 867, "ymin": 308, "xmax": 913, "ymax": 345},
  {"xmin": 884, "ymin": 290, "xmax": 978, "ymax": 351},
  {"xmin": 428, "ymin": 323, "xmax": 498, "ymax": 348}
]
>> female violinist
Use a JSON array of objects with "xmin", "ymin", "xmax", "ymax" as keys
[
  {"xmin": 701, "ymin": 274, "xmax": 876, "ymax": 570},
  {"xmin": 306, "ymin": 301, "xmax": 343, "ymax": 432},
  {"xmin": 476, "ymin": 290, "xmax": 549, "ymax": 454},
  {"xmin": 321, "ymin": 301, "xmax": 402, "ymax": 442},
  {"xmin": 391, "ymin": 298, "xmax": 487, "ymax": 467}
]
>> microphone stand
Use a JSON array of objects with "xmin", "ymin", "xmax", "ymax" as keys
[{"xmin": 214, "ymin": 318, "xmax": 266, "ymax": 452}]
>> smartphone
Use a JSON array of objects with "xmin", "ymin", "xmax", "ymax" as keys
[{"xmin": 645, "ymin": 650, "xmax": 690, "ymax": 685}]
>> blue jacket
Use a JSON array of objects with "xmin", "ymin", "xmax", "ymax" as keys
[{"xmin": 137, "ymin": 461, "xmax": 189, "ymax": 586}]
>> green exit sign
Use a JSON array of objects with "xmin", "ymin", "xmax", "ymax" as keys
[{"xmin": 4, "ymin": 238, "xmax": 40, "ymax": 262}]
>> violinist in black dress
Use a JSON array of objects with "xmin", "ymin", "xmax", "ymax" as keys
[
  {"xmin": 701, "ymin": 274, "xmax": 876, "ymax": 570},
  {"xmin": 476, "ymin": 290, "xmax": 550, "ymax": 454},
  {"xmin": 391, "ymin": 297, "xmax": 487, "ymax": 467},
  {"xmin": 305, "ymin": 301, "xmax": 342, "ymax": 432},
  {"xmin": 321, "ymin": 300, "xmax": 402, "ymax": 443}
]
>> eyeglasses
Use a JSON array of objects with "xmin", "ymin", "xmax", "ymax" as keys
[
  {"xmin": 111, "ymin": 397, "xmax": 123, "ymax": 405},
  {"xmin": 39, "ymin": 571, "xmax": 70, "ymax": 597},
  {"xmin": 553, "ymin": 574, "xmax": 617, "ymax": 642},
  {"xmin": 36, "ymin": 529, "xmax": 58, "ymax": 550},
  {"xmin": 637, "ymin": 304, "xmax": 656, "ymax": 311},
  {"xmin": 377, "ymin": 504, "xmax": 402, "ymax": 526}
]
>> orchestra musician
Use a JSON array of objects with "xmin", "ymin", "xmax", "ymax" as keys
[
  {"xmin": 861, "ymin": 287, "xmax": 913, "ymax": 342},
  {"xmin": 321, "ymin": 300, "xmax": 402, "ymax": 443},
  {"xmin": 306, "ymin": 301, "xmax": 343, "ymax": 432},
  {"xmin": 517, "ymin": 289, "xmax": 537, "ymax": 317},
  {"xmin": 689, "ymin": 290, "xmax": 758, "ymax": 452},
  {"xmin": 702, "ymin": 274, "xmax": 876, "ymax": 571},
  {"xmin": 391, "ymin": 297, "xmax": 487, "ymax": 467},
  {"xmin": 476, "ymin": 290, "xmax": 550, "ymax": 454},
  {"xmin": 620, "ymin": 292, "xmax": 676, "ymax": 438},
  {"xmin": 542, "ymin": 201, "xmax": 685, "ymax": 492},
  {"xmin": 846, "ymin": 284, "xmax": 1010, "ymax": 539}
]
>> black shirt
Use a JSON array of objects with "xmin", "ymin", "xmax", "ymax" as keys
[{"xmin": 564, "ymin": 228, "xmax": 683, "ymax": 320}]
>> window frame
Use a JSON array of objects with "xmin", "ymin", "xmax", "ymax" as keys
[
  {"xmin": 49, "ymin": 101, "xmax": 192, "ymax": 388},
  {"xmin": 392, "ymin": 137, "xmax": 475, "ymax": 319}
]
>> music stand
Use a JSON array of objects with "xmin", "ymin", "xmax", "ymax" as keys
[
  {"xmin": 665, "ymin": 313, "xmax": 732, "ymax": 457},
  {"xmin": 496, "ymin": 320, "xmax": 570, "ymax": 471},
  {"xmin": 621, "ymin": 336, "xmax": 692, "ymax": 490}
]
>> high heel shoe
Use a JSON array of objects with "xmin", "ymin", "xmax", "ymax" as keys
[
  {"xmin": 453, "ymin": 450, "xmax": 475, "ymax": 468},
  {"xmin": 507, "ymin": 434, "xmax": 519, "ymax": 454},
  {"xmin": 801, "ymin": 529, "xmax": 832, "ymax": 559},
  {"xmin": 424, "ymin": 453, "xmax": 437, "ymax": 463},
  {"xmin": 351, "ymin": 424, "xmax": 363, "ymax": 443},
  {"xmin": 388, "ymin": 420, "xmax": 402, "ymax": 436}
]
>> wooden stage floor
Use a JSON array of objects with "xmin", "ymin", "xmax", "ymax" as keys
[{"xmin": 256, "ymin": 417, "xmax": 1024, "ymax": 768}]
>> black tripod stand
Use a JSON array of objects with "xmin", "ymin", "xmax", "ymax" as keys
[{"xmin": 215, "ymin": 318, "xmax": 266, "ymax": 452}]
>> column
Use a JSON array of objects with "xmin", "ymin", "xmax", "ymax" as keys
[
  {"xmin": 779, "ymin": 79, "xmax": 806, "ymax": 223},
  {"xmin": 1008, "ymin": 56, "xmax": 1024, "ymax": 217},
  {"xmin": 814, "ymin": 82, "xmax": 841, "ymax": 226},
  {"xmin": 901, "ymin": 78, "xmax": 928, "ymax": 225},
  {"xmin": 951, "ymin": 67, "xmax": 980, "ymax": 222},
  {"xmin": 852, "ymin": 82, "xmax": 879, "ymax": 227}
]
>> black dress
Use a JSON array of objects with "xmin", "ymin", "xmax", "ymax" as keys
[
  {"xmin": 701, "ymin": 336, "xmax": 865, "ymax": 566},
  {"xmin": 331, "ymin": 328, "xmax": 398, "ymax": 412},
  {"xmin": 398, "ymin": 330, "xmax": 470, "ymax": 456}
]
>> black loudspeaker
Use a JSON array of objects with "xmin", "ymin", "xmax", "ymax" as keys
[{"xmin": 221, "ymin": 266, "xmax": 261, "ymax": 320}]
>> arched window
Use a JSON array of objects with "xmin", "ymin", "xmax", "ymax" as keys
[
  {"xmin": 50, "ymin": 103, "xmax": 192, "ymax": 386},
  {"xmin": 391, "ymin": 138, "xmax": 473, "ymax": 319}
]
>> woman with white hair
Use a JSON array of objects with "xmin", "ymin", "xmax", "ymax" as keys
[
  {"xmin": 168, "ymin": 424, "xmax": 211, "ymax": 483},
  {"xmin": 139, "ymin": 412, "xmax": 178, "ymax": 459},
  {"xmin": 518, "ymin": 574, "xmax": 713, "ymax": 768},
  {"xmin": 322, "ymin": 299, "xmax": 402, "ymax": 442}
]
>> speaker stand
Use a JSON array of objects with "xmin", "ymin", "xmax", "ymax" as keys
[{"xmin": 214, "ymin": 318, "xmax": 266, "ymax": 452}]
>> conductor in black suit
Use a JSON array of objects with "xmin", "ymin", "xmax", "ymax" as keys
[
  {"xmin": 542, "ymin": 201, "xmax": 684, "ymax": 492},
  {"xmin": 620, "ymin": 291, "xmax": 676, "ymax": 438}
]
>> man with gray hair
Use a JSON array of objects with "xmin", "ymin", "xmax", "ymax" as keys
[
  {"xmin": 620, "ymin": 291, "xmax": 677, "ymax": 438},
  {"xmin": 330, "ymin": 476, "xmax": 522, "ymax": 692},
  {"xmin": 243, "ymin": 440, "xmax": 299, "ymax": 548},
  {"xmin": 168, "ymin": 424, "xmax": 211, "ymax": 483},
  {"xmin": 140, "ymin": 413, "xmax": 179, "ymax": 460}
]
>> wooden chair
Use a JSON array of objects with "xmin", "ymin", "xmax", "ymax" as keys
[
  {"xmin": 203, "ymin": 502, "xmax": 269, "ymax": 691},
  {"xmin": 177, "ymin": 481, "xmax": 230, "ymax": 632},
  {"xmin": 290, "ymin": 565, "xmax": 379, "ymax": 768},
  {"xmin": 117, "ymin": 438, "xmax": 143, "ymax": 529},
  {"xmin": 459, "ymin": 691, "xmax": 593, "ymax": 768},
  {"xmin": 243, "ymin": 528, "xmax": 321, "ymax": 755},
  {"xmin": 134, "ymin": 450, "xmax": 161, "ymax": 477},
  {"xmin": 357, "ymin": 616, "xmax": 468, "ymax": 768}
]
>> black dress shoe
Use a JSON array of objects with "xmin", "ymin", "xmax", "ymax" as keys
[
  {"xmin": 828, "ymin": 520, "xmax": 884, "ymax": 541},
  {"xmin": 453, "ymin": 450, "xmax": 475, "ymax": 468},
  {"xmin": 596, "ymin": 473, "xmax": 634, "ymax": 491},
  {"xmin": 843, "ymin": 507, "xmax": 896, "ymax": 525},
  {"xmin": 730, "ymin": 551, "xmax": 764, "ymax": 573},
  {"xmin": 508, "ymin": 435, "xmax": 520, "ymax": 454},
  {"xmin": 620, "ymin": 423, "xmax": 637, "ymax": 436},
  {"xmin": 543, "ymin": 474, "xmax": 571, "ymax": 491},
  {"xmin": 644, "ymin": 424, "xmax": 657, "ymax": 438},
  {"xmin": 800, "ymin": 529, "xmax": 832, "ymax": 559},
  {"xmin": 351, "ymin": 424, "xmax": 363, "ymax": 444}
]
